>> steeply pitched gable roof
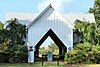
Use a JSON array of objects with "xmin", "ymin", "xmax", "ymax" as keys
[
  {"xmin": 27, "ymin": 4, "xmax": 75, "ymax": 29},
  {"xmin": 27, "ymin": 4, "xmax": 54, "ymax": 28}
]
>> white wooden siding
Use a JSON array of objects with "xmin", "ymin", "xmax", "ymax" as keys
[{"xmin": 28, "ymin": 7, "xmax": 73, "ymax": 49}]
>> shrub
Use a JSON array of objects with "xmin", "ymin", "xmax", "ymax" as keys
[
  {"xmin": 8, "ymin": 45, "xmax": 28, "ymax": 63},
  {"xmin": 0, "ymin": 44, "xmax": 28, "ymax": 63},
  {"xmin": 65, "ymin": 43, "xmax": 100, "ymax": 64},
  {"xmin": 0, "ymin": 52, "xmax": 9, "ymax": 63}
]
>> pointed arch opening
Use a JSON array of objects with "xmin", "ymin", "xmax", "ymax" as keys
[{"xmin": 34, "ymin": 29, "xmax": 67, "ymax": 62}]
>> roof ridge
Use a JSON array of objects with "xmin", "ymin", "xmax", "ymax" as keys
[{"xmin": 27, "ymin": 4, "xmax": 54, "ymax": 28}]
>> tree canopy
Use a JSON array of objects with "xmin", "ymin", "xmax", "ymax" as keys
[
  {"xmin": 0, "ymin": 21, "xmax": 4, "ymax": 30},
  {"xmin": 75, "ymin": 20, "xmax": 96, "ymax": 45},
  {"xmin": 0, "ymin": 18, "xmax": 28, "ymax": 63},
  {"xmin": 74, "ymin": 0, "xmax": 100, "ymax": 45},
  {"xmin": 39, "ymin": 43, "xmax": 59, "ymax": 55},
  {"xmin": 89, "ymin": 0, "xmax": 100, "ymax": 45},
  {"xmin": 89, "ymin": 0, "xmax": 100, "ymax": 28}
]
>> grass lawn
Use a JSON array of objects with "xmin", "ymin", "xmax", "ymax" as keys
[
  {"xmin": 64, "ymin": 64, "xmax": 100, "ymax": 67},
  {"xmin": 0, "ymin": 61, "xmax": 64, "ymax": 67},
  {"xmin": 0, "ymin": 62, "xmax": 100, "ymax": 67}
]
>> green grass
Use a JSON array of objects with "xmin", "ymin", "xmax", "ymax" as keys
[
  {"xmin": 0, "ymin": 62, "xmax": 100, "ymax": 67},
  {"xmin": 0, "ymin": 62, "xmax": 64, "ymax": 67}
]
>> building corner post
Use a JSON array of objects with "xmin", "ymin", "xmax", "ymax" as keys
[{"xmin": 28, "ymin": 46, "xmax": 34, "ymax": 63}]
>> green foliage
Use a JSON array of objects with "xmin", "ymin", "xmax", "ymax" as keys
[
  {"xmin": 0, "ymin": 29, "xmax": 10, "ymax": 44},
  {"xmin": 74, "ymin": 0, "xmax": 100, "ymax": 45},
  {"xmin": 0, "ymin": 45, "xmax": 28, "ymax": 63},
  {"xmin": 39, "ymin": 43, "xmax": 59, "ymax": 55},
  {"xmin": 65, "ymin": 43, "xmax": 100, "ymax": 64},
  {"xmin": 89, "ymin": 0, "xmax": 100, "ymax": 28},
  {"xmin": 89, "ymin": 0, "xmax": 100, "ymax": 45},
  {"xmin": 8, "ymin": 45, "xmax": 28, "ymax": 63},
  {"xmin": 95, "ymin": 28, "xmax": 100, "ymax": 45},
  {"xmin": 0, "ymin": 52, "xmax": 9, "ymax": 63},
  {"xmin": 6, "ymin": 18, "xmax": 26, "ymax": 45},
  {"xmin": 0, "ymin": 22, "xmax": 4, "ymax": 30},
  {"xmin": 39, "ymin": 47, "xmax": 47, "ymax": 55},
  {"xmin": 0, "ymin": 22, "xmax": 5, "ymax": 44},
  {"xmin": 0, "ymin": 18, "xmax": 28, "ymax": 63},
  {"xmin": 75, "ymin": 20, "xmax": 96, "ymax": 45},
  {"xmin": 48, "ymin": 43, "xmax": 59, "ymax": 55}
]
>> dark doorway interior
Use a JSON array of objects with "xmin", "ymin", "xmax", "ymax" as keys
[{"xmin": 34, "ymin": 29, "xmax": 67, "ymax": 62}]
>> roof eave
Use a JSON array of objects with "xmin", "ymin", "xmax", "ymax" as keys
[{"xmin": 27, "ymin": 4, "xmax": 54, "ymax": 29}]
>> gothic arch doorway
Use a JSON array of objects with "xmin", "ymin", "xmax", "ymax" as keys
[{"xmin": 34, "ymin": 29, "xmax": 67, "ymax": 61}]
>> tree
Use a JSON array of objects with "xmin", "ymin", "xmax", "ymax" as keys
[
  {"xmin": 0, "ymin": 21, "xmax": 4, "ymax": 30},
  {"xmin": 0, "ymin": 29, "xmax": 10, "ymax": 44},
  {"xmin": 48, "ymin": 43, "xmax": 59, "ymax": 55},
  {"xmin": 89, "ymin": 0, "xmax": 100, "ymax": 45},
  {"xmin": 0, "ymin": 18, "xmax": 27, "ymax": 51},
  {"xmin": 39, "ymin": 43, "xmax": 59, "ymax": 55},
  {"xmin": 39, "ymin": 47, "xmax": 47, "ymax": 55},
  {"xmin": 75, "ymin": 20, "xmax": 96, "ymax": 45},
  {"xmin": 6, "ymin": 18, "xmax": 27, "ymax": 46},
  {"xmin": 95, "ymin": 30, "xmax": 100, "ymax": 45},
  {"xmin": 89, "ymin": 0, "xmax": 100, "ymax": 28},
  {"xmin": 0, "ymin": 18, "xmax": 28, "ymax": 63}
]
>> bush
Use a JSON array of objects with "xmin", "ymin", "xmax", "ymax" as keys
[
  {"xmin": 8, "ymin": 45, "xmax": 28, "ymax": 63},
  {"xmin": 0, "ymin": 44, "xmax": 28, "ymax": 63},
  {"xmin": 0, "ymin": 52, "xmax": 9, "ymax": 63},
  {"xmin": 65, "ymin": 43, "xmax": 100, "ymax": 64}
]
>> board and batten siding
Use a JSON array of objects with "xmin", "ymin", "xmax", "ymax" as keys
[{"xmin": 27, "ymin": 7, "xmax": 73, "ymax": 52}]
